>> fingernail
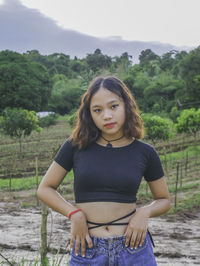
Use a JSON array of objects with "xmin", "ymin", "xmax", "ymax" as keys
[
  {"xmin": 82, "ymin": 254, "xmax": 85, "ymax": 257},
  {"xmin": 130, "ymin": 247, "xmax": 133, "ymax": 250},
  {"xmin": 134, "ymin": 247, "xmax": 137, "ymax": 249},
  {"xmin": 125, "ymin": 244, "xmax": 128, "ymax": 247},
  {"xmin": 75, "ymin": 253, "xmax": 78, "ymax": 256}
]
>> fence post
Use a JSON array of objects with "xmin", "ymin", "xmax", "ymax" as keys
[
  {"xmin": 41, "ymin": 204, "xmax": 49, "ymax": 265},
  {"xmin": 180, "ymin": 161, "xmax": 183, "ymax": 188},
  {"xmin": 35, "ymin": 156, "xmax": 39, "ymax": 206},
  {"xmin": 174, "ymin": 162, "xmax": 179, "ymax": 210},
  {"xmin": 185, "ymin": 151, "xmax": 188, "ymax": 177}
]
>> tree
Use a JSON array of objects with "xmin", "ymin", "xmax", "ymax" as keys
[
  {"xmin": 138, "ymin": 49, "xmax": 161, "ymax": 77},
  {"xmin": 123, "ymin": 71, "xmax": 151, "ymax": 110},
  {"xmin": 48, "ymin": 74, "xmax": 83, "ymax": 114},
  {"xmin": 172, "ymin": 51, "xmax": 187, "ymax": 77},
  {"xmin": 38, "ymin": 113, "xmax": 58, "ymax": 128},
  {"xmin": 85, "ymin": 49, "xmax": 112, "ymax": 72},
  {"xmin": 139, "ymin": 49, "xmax": 159, "ymax": 67},
  {"xmin": 142, "ymin": 115, "xmax": 173, "ymax": 144},
  {"xmin": 70, "ymin": 58, "xmax": 85, "ymax": 74},
  {"xmin": 143, "ymin": 73, "xmax": 184, "ymax": 112},
  {"xmin": 169, "ymin": 106, "xmax": 181, "ymax": 123},
  {"xmin": 0, "ymin": 50, "xmax": 51, "ymax": 112},
  {"xmin": 159, "ymin": 50, "xmax": 176, "ymax": 72},
  {"xmin": 175, "ymin": 108, "xmax": 200, "ymax": 140},
  {"xmin": 179, "ymin": 47, "xmax": 200, "ymax": 107},
  {"xmin": 0, "ymin": 108, "xmax": 41, "ymax": 155}
]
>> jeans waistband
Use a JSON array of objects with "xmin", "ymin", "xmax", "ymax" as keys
[
  {"xmin": 89, "ymin": 230, "xmax": 155, "ymax": 248},
  {"xmin": 90, "ymin": 234, "xmax": 127, "ymax": 249}
]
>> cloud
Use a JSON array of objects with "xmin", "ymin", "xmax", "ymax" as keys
[{"xmin": 0, "ymin": 0, "xmax": 193, "ymax": 61}]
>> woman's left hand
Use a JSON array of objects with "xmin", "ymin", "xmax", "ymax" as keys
[{"xmin": 124, "ymin": 207, "xmax": 150, "ymax": 249}]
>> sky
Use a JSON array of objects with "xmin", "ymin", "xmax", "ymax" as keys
[{"xmin": 0, "ymin": 0, "xmax": 199, "ymax": 48}]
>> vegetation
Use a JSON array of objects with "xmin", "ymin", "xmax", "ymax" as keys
[
  {"xmin": 0, "ymin": 118, "xmax": 199, "ymax": 210},
  {"xmin": 0, "ymin": 107, "xmax": 41, "ymax": 155},
  {"xmin": 38, "ymin": 113, "xmax": 59, "ymax": 128},
  {"xmin": 0, "ymin": 45, "xmax": 200, "ymax": 265},
  {"xmin": 142, "ymin": 114, "xmax": 173, "ymax": 144},
  {"xmin": 0, "ymin": 47, "xmax": 200, "ymax": 117},
  {"xmin": 175, "ymin": 108, "xmax": 200, "ymax": 139}
]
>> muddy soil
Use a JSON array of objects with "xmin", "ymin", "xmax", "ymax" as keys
[{"xmin": 0, "ymin": 201, "xmax": 200, "ymax": 266}]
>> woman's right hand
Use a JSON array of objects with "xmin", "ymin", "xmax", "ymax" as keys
[{"xmin": 70, "ymin": 211, "xmax": 93, "ymax": 257}]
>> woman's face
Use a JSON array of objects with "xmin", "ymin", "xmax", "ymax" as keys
[{"xmin": 90, "ymin": 87, "xmax": 126, "ymax": 139}]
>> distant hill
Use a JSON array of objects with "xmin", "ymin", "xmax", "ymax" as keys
[{"xmin": 0, "ymin": 0, "xmax": 193, "ymax": 62}]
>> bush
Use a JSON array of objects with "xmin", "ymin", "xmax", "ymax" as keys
[
  {"xmin": 38, "ymin": 113, "xmax": 58, "ymax": 128},
  {"xmin": 142, "ymin": 114, "xmax": 174, "ymax": 143},
  {"xmin": 67, "ymin": 111, "xmax": 78, "ymax": 128}
]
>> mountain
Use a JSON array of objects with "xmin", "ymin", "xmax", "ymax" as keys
[{"xmin": 0, "ymin": 0, "xmax": 193, "ymax": 62}]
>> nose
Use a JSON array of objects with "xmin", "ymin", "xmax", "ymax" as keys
[{"xmin": 103, "ymin": 109, "xmax": 112, "ymax": 120}]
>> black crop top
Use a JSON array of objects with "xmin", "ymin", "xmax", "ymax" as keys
[{"xmin": 54, "ymin": 139, "xmax": 164, "ymax": 203}]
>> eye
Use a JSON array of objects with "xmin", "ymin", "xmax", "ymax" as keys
[
  {"xmin": 93, "ymin": 109, "xmax": 101, "ymax": 113},
  {"xmin": 111, "ymin": 104, "xmax": 119, "ymax": 109}
]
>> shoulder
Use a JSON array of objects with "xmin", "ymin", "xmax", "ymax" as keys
[
  {"xmin": 134, "ymin": 139, "xmax": 156, "ymax": 153},
  {"xmin": 55, "ymin": 137, "xmax": 79, "ymax": 158},
  {"xmin": 61, "ymin": 137, "xmax": 78, "ymax": 150},
  {"xmin": 133, "ymin": 140, "xmax": 161, "ymax": 162}
]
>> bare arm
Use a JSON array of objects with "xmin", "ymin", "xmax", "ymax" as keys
[
  {"xmin": 140, "ymin": 176, "xmax": 171, "ymax": 217},
  {"xmin": 125, "ymin": 176, "xmax": 171, "ymax": 248},
  {"xmin": 37, "ymin": 161, "xmax": 93, "ymax": 256},
  {"xmin": 37, "ymin": 161, "xmax": 77, "ymax": 216}
]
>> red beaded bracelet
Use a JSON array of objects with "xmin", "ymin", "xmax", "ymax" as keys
[{"xmin": 68, "ymin": 209, "xmax": 82, "ymax": 220}]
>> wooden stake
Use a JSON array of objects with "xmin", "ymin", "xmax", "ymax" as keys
[
  {"xmin": 175, "ymin": 162, "xmax": 179, "ymax": 210},
  {"xmin": 41, "ymin": 204, "xmax": 49, "ymax": 265}
]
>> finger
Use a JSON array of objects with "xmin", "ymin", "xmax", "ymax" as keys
[
  {"xmin": 70, "ymin": 235, "xmax": 75, "ymax": 251},
  {"xmin": 125, "ymin": 229, "xmax": 132, "ymax": 247},
  {"xmin": 134, "ymin": 231, "xmax": 143, "ymax": 249},
  {"xmin": 75, "ymin": 236, "xmax": 80, "ymax": 256},
  {"xmin": 129, "ymin": 231, "xmax": 137, "ymax": 249},
  {"xmin": 86, "ymin": 234, "xmax": 93, "ymax": 248},
  {"xmin": 81, "ymin": 238, "xmax": 86, "ymax": 257},
  {"xmin": 139, "ymin": 231, "xmax": 146, "ymax": 247}
]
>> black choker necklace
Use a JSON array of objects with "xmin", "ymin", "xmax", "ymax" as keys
[{"xmin": 101, "ymin": 135, "xmax": 124, "ymax": 148}]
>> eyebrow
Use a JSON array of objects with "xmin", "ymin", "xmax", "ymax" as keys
[{"xmin": 91, "ymin": 100, "xmax": 119, "ymax": 108}]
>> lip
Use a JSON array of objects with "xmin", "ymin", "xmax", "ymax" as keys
[{"xmin": 104, "ymin": 122, "xmax": 116, "ymax": 128}]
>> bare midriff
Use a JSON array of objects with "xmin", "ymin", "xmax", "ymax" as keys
[{"xmin": 75, "ymin": 202, "xmax": 137, "ymax": 237}]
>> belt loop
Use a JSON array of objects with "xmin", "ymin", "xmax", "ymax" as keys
[{"xmin": 93, "ymin": 236, "xmax": 98, "ymax": 247}]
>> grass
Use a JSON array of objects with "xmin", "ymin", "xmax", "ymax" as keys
[
  {"xmin": 0, "ymin": 253, "xmax": 70, "ymax": 266},
  {"xmin": 0, "ymin": 176, "xmax": 42, "ymax": 191},
  {"xmin": 169, "ymin": 192, "xmax": 200, "ymax": 214},
  {"xmin": 0, "ymin": 171, "xmax": 74, "ymax": 191},
  {"xmin": 160, "ymin": 144, "xmax": 200, "ymax": 164},
  {"xmin": 168, "ymin": 182, "xmax": 199, "ymax": 193}
]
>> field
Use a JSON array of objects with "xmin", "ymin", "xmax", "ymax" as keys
[{"xmin": 0, "ymin": 118, "xmax": 200, "ymax": 265}]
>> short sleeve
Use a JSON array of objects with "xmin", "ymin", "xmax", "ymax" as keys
[
  {"xmin": 144, "ymin": 147, "xmax": 164, "ymax": 182},
  {"xmin": 54, "ymin": 139, "xmax": 74, "ymax": 171}
]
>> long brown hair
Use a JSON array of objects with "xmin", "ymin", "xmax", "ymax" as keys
[{"xmin": 70, "ymin": 76, "xmax": 144, "ymax": 149}]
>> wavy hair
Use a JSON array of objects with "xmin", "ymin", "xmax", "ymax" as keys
[{"xmin": 70, "ymin": 76, "xmax": 144, "ymax": 149}]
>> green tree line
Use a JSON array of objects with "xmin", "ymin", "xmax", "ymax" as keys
[{"xmin": 0, "ymin": 46, "xmax": 200, "ymax": 116}]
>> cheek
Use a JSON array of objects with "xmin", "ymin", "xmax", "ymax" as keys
[
  {"xmin": 91, "ymin": 113, "xmax": 101, "ymax": 127},
  {"xmin": 119, "ymin": 107, "xmax": 126, "ymax": 122}
]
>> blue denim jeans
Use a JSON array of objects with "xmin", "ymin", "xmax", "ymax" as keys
[{"xmin": 69, "ymin": 233, "xmax": 157, "ymax": 266}]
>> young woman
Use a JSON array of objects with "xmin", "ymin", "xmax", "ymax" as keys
[{"xmin": 37, "ymin": 76, "xmax": 171, "ymax": 265}]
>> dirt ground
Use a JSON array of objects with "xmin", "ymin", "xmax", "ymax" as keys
[{"xmin": 0, "ymin": 196, "xmax": 200, "ymax": 266}]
